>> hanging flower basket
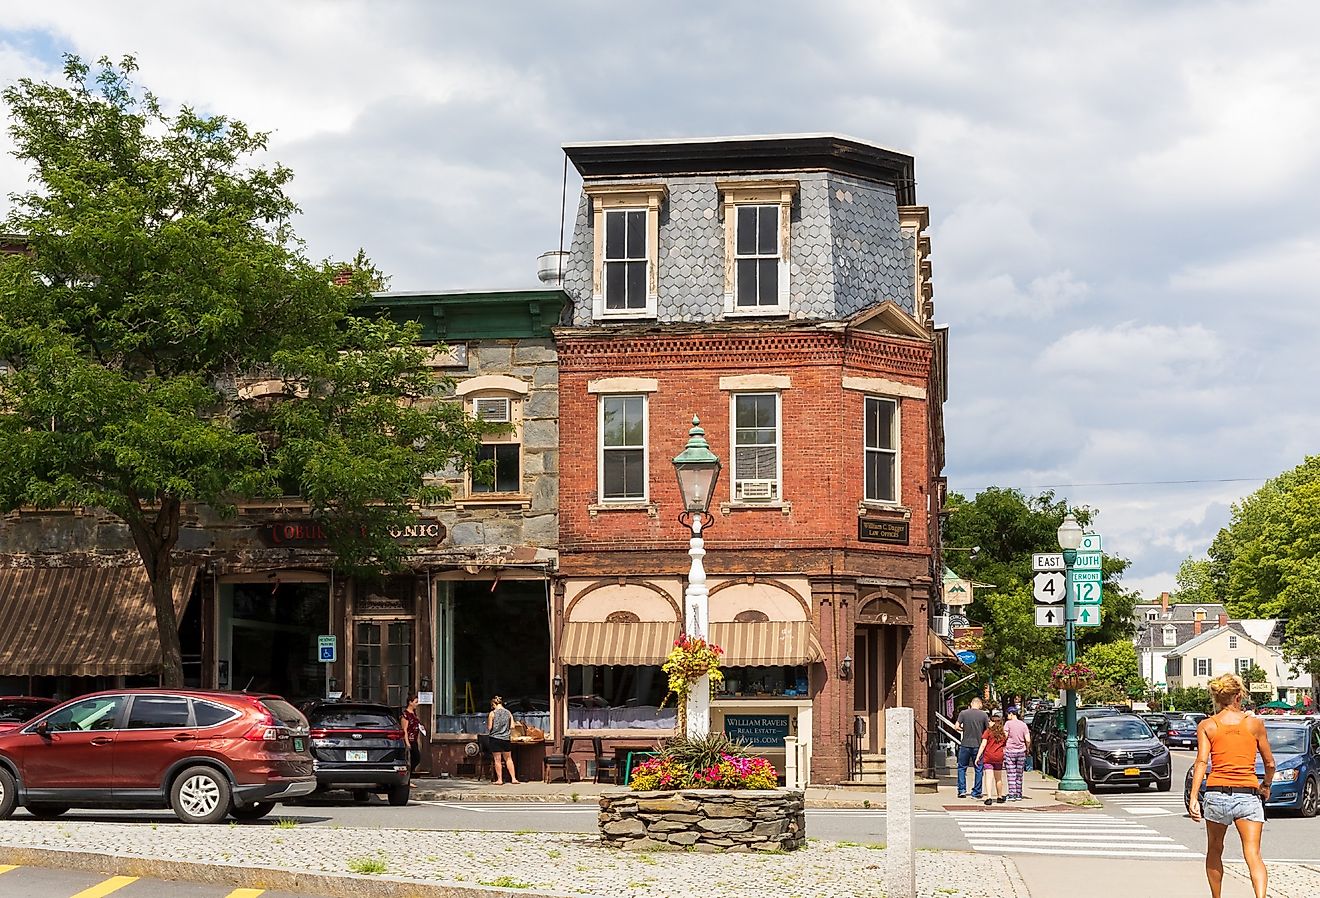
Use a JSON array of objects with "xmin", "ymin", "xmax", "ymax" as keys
[
  {"xmin": 1050, "ymin": 662, "xmax": 1095, "ymax": 692},
  {"xmin": 661, "ymin": 635, "xmax": 724, "ymax": 715}
]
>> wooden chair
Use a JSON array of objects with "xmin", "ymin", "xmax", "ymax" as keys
[
  {"xmin": 591, "ymin": 736, "xmax": 620, "ymax": 784},
  {"xmin": 543, "ymin": 736, "xmax": 575, "ymax": 783}
]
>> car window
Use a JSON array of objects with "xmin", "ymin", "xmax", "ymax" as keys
[
  {"xmin": 192, "ymin": 700, "xmax": 238, "ymax": 728},
  {"xmin": 0, "ymin": 701, "xmax": 47, "ymax": 723},
  {"xmin": 260, "ymin": 698, "xmax": 308, "ymax": 730},
  {"xmin": 1265, "ymin": 727, "xmax": 1307, "ymax": 755},
  {"xmin": 126, "ymin": 695, "xmax": 192, "ymax": 729},
  {"xmin": 309, "ymin": 709, "xmax": 399, "ymax": 729},
  {"xmin": 1086, "ymin": 719, "xmax": 1154, "ymax": 741},
  {"xmin": 43, "ymin": 696, "xmax": 125, "ymax": 732}
]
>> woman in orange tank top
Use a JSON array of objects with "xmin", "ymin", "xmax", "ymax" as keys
[{"xmin": 1188, "ymin": 673, "xmax": 1276, "ymax": 898}]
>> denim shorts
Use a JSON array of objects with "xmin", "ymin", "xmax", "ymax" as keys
[{"xmin": 1202, "ymin": 790, "xmax": 1265, "ymax": 824}]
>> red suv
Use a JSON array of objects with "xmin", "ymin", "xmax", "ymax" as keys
[{"xmin": 0, "ymin": 689, "xmax": 315, "ymax": 824}]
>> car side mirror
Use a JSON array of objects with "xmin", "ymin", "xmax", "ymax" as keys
[{"xmin": 34, "ymin": 721, "xmax": 50, "ymax": 738}]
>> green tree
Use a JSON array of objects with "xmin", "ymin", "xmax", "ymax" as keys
[
  {"xmin": 1169, "ymin": 556, "xmax": 1218, "ymax": 605},
  {"xmin": 1165, "ymin": 686, "xmax": 1213, "ymax": 715},
  {"xmin": 0, "ymin": 56, "xmax": 484, "ymax": 685},
  {"xmin": 1078, "ymin": 640, "xmax": 1144, "ymax": 696},
  {"xmin": 942, "ymin": 488, "xmax": 1140, "ymax": 698},
  {"xmin": 1240, "ymin": 662, "xmax": 1269, "ymax": 695},
  {"xmin": 1208, "ymin": 457, "xmax": 1320, "ymax": 696}
]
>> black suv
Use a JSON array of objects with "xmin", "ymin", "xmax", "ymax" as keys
[
  {"xmin": 1079, "ymin": 713, "xmax": 1172, "ymax": 791},
  {"xmin": 1036, "ymin": 706, "xmax": 1123, "ymax": 776},
  {"xmin": 303, "ymin": 702, "xmax": 410, "ymax": 805}
]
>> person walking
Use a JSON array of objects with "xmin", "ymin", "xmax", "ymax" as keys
[
  {"xmin": 402, "ymin": 694, "xmax": 426, "ymax": 775},
  {"xmin": 1003, "ymin": 706, "xmax": 1031, "ymax": 800},
  {"xmin": 487, "ymin": 695, "xmax": 521, "ymax": 785},
  {"xmin": 1188, "ymin": 673, "xmax": 1275, "ymax": 898},
  {"xmin": 954, "ymin": 697, "xmax": 990, "ymax": 799},
  {"xmin": 975, "ymin": 709, "xmax": 1009, "ymax": 806}
]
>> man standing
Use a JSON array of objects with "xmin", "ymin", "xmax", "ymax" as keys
[{"xmin": 955, "ymin": 697, "xmax": 990, "ymax": 799}]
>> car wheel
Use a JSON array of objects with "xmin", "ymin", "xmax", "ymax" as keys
[
  {"xmin": 387, "ymin": 783, "xmax": 410, "ymax": 807},
  {"xmin": 1300, "ymin": 777, "xmax": 1319, "ymax": 819},
  {"xmin": 0, "ymin": 769, "xmax": 17, "ymax": 820},
  {"xmin": 229, "ymin": 802, "xmax": 275, "ymax": 821},
  {"xmin": 170, "ymin": 766, "xmax": 232, "ymax": 824},
  {"xmin": 1157, "ymin": 778, "xmax": 1172, "ymax": 793},
  {"xmin": 26, "ymin": 804, "xmax": 71, "ymax": 819},
  {"xmin": 352, "ymin": 789, "xmax": 370, "ymax": 804}
]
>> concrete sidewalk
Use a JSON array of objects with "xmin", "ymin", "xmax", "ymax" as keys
[{"xmin": 1013, "ymin": 856, "xmax": 1320, "ymax": 898}]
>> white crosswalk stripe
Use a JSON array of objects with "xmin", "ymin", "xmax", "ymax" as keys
[
  {"xmin": 1104, "ymin": 793, "xmax": 1188, "ymax": 816},
  {"xmin": 949, "ymin": 810, "xmax": 1201, "ymax": 858}
]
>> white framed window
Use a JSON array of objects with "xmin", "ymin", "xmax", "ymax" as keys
[
  {"xmin": 1236, "ymin": 658, "xmax": 1253, "ymax": 675},
  {"xmin": 1193, "ymin": 608, "xmax": 1207, "ymax": 621},
  {"xmin": 1162, "ymin": 625, "xmax": 1176, "ymax": 647},
  {"xmin": 586, "ymin": 184, "xmax": 664, "ymax": 320},
  {"xmin": 469, "ymin": 395, "xmax": 522, "ymax": 496},
  {"xmin": 864, "ymin": 396, "xmax": 899, "ymax": 503},
  {"xmin": 1195, "ymin": 658, "xmax": 1212, "ymax": 677},
  {"xmin": 1146, "ymin": 609, "xmax": 1160, "ymax": 621},
  {"xmin": 599, "ymin": 395, "xmax": 647, "ymax": 502},
  {"xmin": 719, "ymin": 180, "xmax": 795, "ymax": 315},
  {"xmin": 731, "ymin": 393, "xmax": 781, "ymax": 502},
  {"xmin": 1228, "ymin": 634, "xmax": 1238, "ymax": 649}
]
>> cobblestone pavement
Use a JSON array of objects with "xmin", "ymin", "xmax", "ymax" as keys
[
  {"xmin": 1228, "ymin": 862, "xmax": 1320, "ymax": 898},
  {"xmin": 0, "ymin": 820, "xmax": 1028, "ymax": 898}
]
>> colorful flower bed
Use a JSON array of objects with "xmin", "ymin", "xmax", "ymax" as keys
[{"xmin": 630, "ymin": 754, "xmax": 779, "ymax": 791}]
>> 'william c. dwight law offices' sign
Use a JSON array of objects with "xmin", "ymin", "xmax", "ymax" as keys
[{"xmin": 258, "ymin": 518, "xmax": 447, "ymax": 547}]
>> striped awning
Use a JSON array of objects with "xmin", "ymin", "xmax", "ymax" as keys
[
  {"xmin": 0, "ymin": 565, "xmax": 198, "ymax": 677},
  {"xmin": 926, "ymin": 628, "xmax": 968, "ymax": 670},
  {"xmin": 708, "ymin": 621, "xmax": 825, "ymax": 667},
  {"xmin": 559, "ymin": 620, "xmax": 679, "ymax": 665}
]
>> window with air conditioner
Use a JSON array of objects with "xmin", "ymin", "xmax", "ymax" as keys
[
  {"xmin": 732, "ymin": 393, "xmax": 780, "ymax": 502},
  {"xmin": 469, "ymin": 395, "xmax": 521, "ymax": 496},
  {"xmin": 600, "ymin": 395, "xmax": 647, "ymax": 502}
]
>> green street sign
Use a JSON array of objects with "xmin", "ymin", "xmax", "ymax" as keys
[
  {"xmin": 1070, "ymin": 577, "xmax": 1102, "ymax": 606},
  {"xmin": 1080, "ymin": 532, "xmax": 1102, "ymax": 552},
  {"xmin": 1070, "ymin": 569, "xmax": 1102, "ymax": 582},
  {"xmin": 1075, "ymin": 607, "xmax": 1102, "ymax": 627},
  {"xmin": 1074, "ymin": 551, "xmax": 1103, "ymax": 570}
]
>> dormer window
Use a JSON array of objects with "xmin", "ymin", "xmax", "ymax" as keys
[
  {"xmin": 1146, "ymin": 609, "xmax": 1159, "ymax": 621},
  {"xmin": 585, "ymin": 184, "xmax": 664, "ymax": 320},
  {"xmin": 1162, "ymin": 625, "xmax": 1176, "ymax": 647},
  {"xmin": 1194, "ymin": 608, "xmax": 1207, "ymax": 622},
  {"xmin": 719, "ymin": 180, "xmax": 795, "ymax": 316}
]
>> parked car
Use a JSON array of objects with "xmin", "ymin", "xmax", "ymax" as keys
[
  {"xmin": 0, "ymin": 689, "xmax": 314, "ymax": 824},
  {"xmin": 1139, "ymin": 713, "xmax": 1170, "ymax": 740},
  {"xmin": 1028, "ymin": 708, "xmax": 1058, "ymax": 770},
  {"xmin": 1183, "ymin": 717, "xmax": 1320, "ymax": 818},
  {"xmin": 1038, "ymin": 706, "xmax": 1123, "ymax": 776},
  {"xmin": 0, "ymin": 698, "xmax": 57, "ymax": 734},
  {"xmin": 303, "ymin": 701, "xmax": 411, "ymax": 805},
  {"xmin": 1165, "ymin": 714, "xmax": 1204, "ymax": 749},
  {"xmin": 1078, "ymin": 714, "xmax": 1172, "ymax": 791}
]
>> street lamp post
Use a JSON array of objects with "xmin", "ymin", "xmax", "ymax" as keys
[
  {"xmin": 1056, "ymin": 512, "xmax": 1088, "ymax": 792},
  {"xmin": 672, "ymin": 416, "xmax": 721, "ymax": 740}
]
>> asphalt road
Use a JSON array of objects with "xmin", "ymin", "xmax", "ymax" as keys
[{"xmin": 0, "ymin": 865, "xmax": 316, "ymax": 898}]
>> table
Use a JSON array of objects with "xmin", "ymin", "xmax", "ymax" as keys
[{"xmin": 611, "ymin": 743, "xmax": 660, "ymax": 785}]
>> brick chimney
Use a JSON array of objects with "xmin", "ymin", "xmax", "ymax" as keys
[
  {"xmin": 1218, "ymin": 612, "xmax": 1229, "ymax": 628},
  {"xmin": 1160, "ymin": 591, "xmax": 1170, "ymax": 613},
  {"xmin": 1194, "ymin": 619, "xmax": 1202, "ymax": 636}
]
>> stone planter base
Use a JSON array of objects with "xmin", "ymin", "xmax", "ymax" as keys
[{"xmin": 599, "ymin": 788, "xmax": 806, "ymax": 852}]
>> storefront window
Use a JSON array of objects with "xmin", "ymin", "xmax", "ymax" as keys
[
  {"xmin": 717, "ymin": 666, "xmax": 809, "ymax": 698},
  {"xmin": 434, "ymin": 580, "xmax": 550, "ymax": 734},
  {"xmin": 355, "ymin": 621, "xmax": 413, "ymax": 707},
  {"xmin": 567, "ymin": 665, "xmax": 676, "ymax": 730}
]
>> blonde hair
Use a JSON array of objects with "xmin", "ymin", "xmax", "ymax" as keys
[{"xmin": 1208, "ymin": 673, "xmax": 1246, "ymax": 708}]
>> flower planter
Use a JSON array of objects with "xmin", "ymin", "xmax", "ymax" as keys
[
  {"xmin": 1054, "ymin": 676, "xmax": 1091, "ymax": 692},
  {"xmin": 599, "ymin": 788, "xmax": 806, "ymax": 852}
]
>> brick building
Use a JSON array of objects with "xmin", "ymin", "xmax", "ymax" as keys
[{"xmin": 550, "ymin": 135, "xmax": 949, "ymax": 784}]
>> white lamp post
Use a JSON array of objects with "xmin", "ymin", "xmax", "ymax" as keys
[{"xmin": 672, "ymin": 416, "xmax": 721, "ymax": 739}]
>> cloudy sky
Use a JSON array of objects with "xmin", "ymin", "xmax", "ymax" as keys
[{"xmin": 3, "ymin": 2, "xmax": 1317, "ymax": 595}]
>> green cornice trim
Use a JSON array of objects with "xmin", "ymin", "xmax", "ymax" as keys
[{"xmin": 358, "ymin": 289, "xmax": 569, "ymax": 341}]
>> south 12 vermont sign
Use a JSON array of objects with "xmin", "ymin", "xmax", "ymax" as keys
[{"xmin": 1033, "ymin": 532, "xmax": 1103, "ymax": 629}]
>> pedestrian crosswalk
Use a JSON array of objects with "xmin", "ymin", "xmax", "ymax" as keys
[
  {"xmin": 949, "ymin": 810, "xmax": 1201, "ymax": 859},
  {"xmin": 1103, "ymin": 792, "xmax": 1189, "ymax": 816}
]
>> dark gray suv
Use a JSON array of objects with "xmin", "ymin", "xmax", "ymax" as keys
[{"xmin": 1079, "ymin": 713, "xmax": 1172, "ymax": 791}]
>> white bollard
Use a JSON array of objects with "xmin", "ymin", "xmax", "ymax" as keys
[{"xmin": 884, "ymin": 707, "xmax": 915, "ymax": 898}]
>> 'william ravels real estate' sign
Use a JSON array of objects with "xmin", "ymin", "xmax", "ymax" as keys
[
  {"xmin": 258, "ymin": 519, "xmax": 447, "ymax": 547},
  {"xmin": 723, "ymin": 714, "xmax": 791, "ymax": 748}
]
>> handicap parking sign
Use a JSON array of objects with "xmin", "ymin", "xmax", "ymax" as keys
[{"xmin": 317, "ymin": 635, "xmax": 337, "ymax": 663}]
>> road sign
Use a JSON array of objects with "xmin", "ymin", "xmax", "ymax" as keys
[
  {"xmin": 1074, "ymin": 551, "xmax": 1103, "ymax": 570},
  {"xmin": 317, "ymin": 635, "xmax": 337, "ymax": 663},
  {"xmin": 1075, "ymin": 607, "xmax": 1102, "ymax": 627},
  {"xmin": 1080, "ymin": 532, "xmax": 1102, "ymax": 552},
  {"xmin": 1032, "ymin": 553, "xmax": 1065, "ymax": 572},
  {"xmin": 1070, "ymin": 576, "xmax": 1102, "ymax": 605},
  {"xmin": 1035, "ymin": 605, "xmax": 1064, "ymax": 627},
  {"xmin": 956, "ymin": 650, "xmax": 978, "ymax": 665},
  {"xmin": 1033, "ymin": 572, "xmax": 1065, "ymax": 604},
  {"xmin": 1070, "ymin": 569, "xmax": 1102, "ymax": 582}
]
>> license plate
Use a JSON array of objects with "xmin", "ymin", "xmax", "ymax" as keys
[
  {"xmin": 346, "ymin": 750, "xmax": 368, "ymax": 762},
  {"xmin": 294, "ymin": 738, "xmax": 305, "ymax": 752},
  {"xmin": 1124, "ymin": 767, "xmax": 1140, "ymax": 776}
]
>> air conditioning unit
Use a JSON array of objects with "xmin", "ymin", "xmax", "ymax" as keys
[
  {"xmin": 473, "ymin": 397, "xmax": 511, "ymax": 423},
  {"xmin": 933, "ymin": 614, "xmax": 950, "ymax": 637},
  {"xmin": 737, "ymin": 479, "xmax": 777, "ymax": 501}
]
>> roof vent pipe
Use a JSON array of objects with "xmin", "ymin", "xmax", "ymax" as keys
[{"xmin": 537, "ymin": 250, "xmax": 568, "ymax": 287}]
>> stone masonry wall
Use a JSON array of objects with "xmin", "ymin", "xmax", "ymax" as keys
[{"xmin": 599, "ymin": 789, "xmax": 805, "ymax": 852}]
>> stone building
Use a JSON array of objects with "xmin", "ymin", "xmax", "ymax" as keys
[
  {"xmin": 0, "ymin": 287, "xmax": 566, "ymax": 772},
  {"xmin": 550, "ymin": 134, "xmax": 949, "ymax": 785}
]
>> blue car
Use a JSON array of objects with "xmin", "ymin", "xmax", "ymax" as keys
[{"xmin": 1183, "ymin": 718, "xmax": 1320, "ymax": 817}]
